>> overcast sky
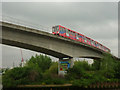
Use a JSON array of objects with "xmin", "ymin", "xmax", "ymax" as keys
[{"xmin": 1, "ymin": 2, "xmax": 118, "ymax": 68}]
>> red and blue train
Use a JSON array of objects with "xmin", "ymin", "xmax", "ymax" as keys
[{"xmin": 52, "ymin": 25, "xmax": 110, "ymax": 53}]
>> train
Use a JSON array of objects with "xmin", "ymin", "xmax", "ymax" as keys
[{"xmin": 52, "ymin": 25, "xmax": 110, "ymax": 53}]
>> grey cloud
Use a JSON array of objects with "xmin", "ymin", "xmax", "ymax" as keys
[
  {"xmin": 1, "ymin": 2, "xmax": 118, "ymax": 67},
  {"xmin": 2, "ymin": 2, "xmax": 117, "ymax": 23}
]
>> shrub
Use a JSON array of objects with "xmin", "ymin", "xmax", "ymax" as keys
[{"xmin": 2, "ymin": 67, "xmax": 30, "ymax": 87}]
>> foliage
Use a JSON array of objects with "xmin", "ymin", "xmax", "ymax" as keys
[
  {"xmin": 2, "ymin": 54, "xmax": 52, "ymax": 87},
  {"xmin": 43, "ymin": 62, "xmax": 58, "ymax": 79},
  {"xmin": 66, "ymin": 53, "xmax": 119, "ymax": 87},
  {"xmin": 114, "ymin": 61, "xmax": 120, "ymax": 79},
  {"xmin": 41, "ymin": 62, "xmax": 67, "ymax": 85},
  {"xmin": 99, "ymin": 53, "xmax": 116, "ymax": 79},
  {"xmin": 66, "ymin": 61, "xmax": 91, "ymax": 80},
  {"xmin": 43, "ymin": 78, "xmax": 65, "ymax": 85},
  {"xmin": 92, "ymin": 60, "xmax": 101, "ymax": 70},
  {"xmin": 25, "ymin": 54, "xmax": 52, "ymax": 72},
  {"xmin": 2, "ymin": 67, "xmax": 30, "ymax": 87},
  {"xmin": 2, "ymin": 53, "xmax": 120, "ymax": 88}
]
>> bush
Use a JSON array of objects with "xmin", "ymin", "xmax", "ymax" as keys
[
  {"xmin": 66, "ymin": 61, "xmax": 91, "ymax": 80},
  {"xmin": 2, "ymin": 67, "xmax": 30, "ymax": 87},
  {"xmin": 43, "ymin": 62, "xmax": 58, "ymax": 79},
  {"xmin": 114, "ymin": 61, "xmax": 120, "ymax": 79},
  {"xmin": 72, "ymin": 79, "xmax": 91, "ymax": 88},
  {"xmin": 3, "ymin": 53, "xmax": 119, "ymax": 88},
  {"xmin": 2, "ymin": 54, "xmax": 51, "ymax": 87}
]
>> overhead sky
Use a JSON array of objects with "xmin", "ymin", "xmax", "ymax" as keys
[{"xmin": 1, "ymin": 2, "xmax": 118, "ymax": 68}]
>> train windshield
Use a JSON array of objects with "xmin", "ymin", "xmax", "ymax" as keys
[{"xmin": 52, "ymin": 26, "xmax": 59, "ymax": 32}]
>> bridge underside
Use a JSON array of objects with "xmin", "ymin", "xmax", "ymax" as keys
[
  {"xmin": 1, "ymin": 22, "xmax": 104, "ymax": 59},
  {"xmin": 2, "ymin": 39, "xmax": 70, "ymax": 58}
]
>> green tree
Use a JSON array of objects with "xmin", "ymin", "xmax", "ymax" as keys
[
  {"xmin": 2, "ymin": 54, "xmax": 52, "ymax": 87},
  {"xmin": 92, "ymin": 59, "xmax": 101, "ymax": 70},
  {"xmin": 114, "ymin": 61, "xmax": 120, "ymax": 79},
  {"xmin": 2, "ymin": 67, "xmax": 30, "ymax": 87},
  {"xmin": 43, "ymin": 62, "xmax": 58, "ymax": 79},
  {"xmin": 99, "ymin": 53, "xmax": 116, "ymax": 79},
  {"xmin": 66, "ymin": 61, "xmax": 91, "ymax": 80},
  {"xmin": 25, "ymin": 54, "xmax": 52, "ymax": 72}
]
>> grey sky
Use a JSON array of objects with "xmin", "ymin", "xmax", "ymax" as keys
[{"xmin": 1, "ymin": 2, "xmax": 118, "ymax": 68}]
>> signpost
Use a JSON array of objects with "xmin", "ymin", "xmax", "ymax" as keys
[{"xmin": 58, "ymin": 58, "xmax": 74, "ymax": 77}]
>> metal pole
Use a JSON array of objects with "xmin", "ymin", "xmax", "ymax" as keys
[{"xmin": 20, "ymin": 49, "xmax": 24, "ymax": 67}]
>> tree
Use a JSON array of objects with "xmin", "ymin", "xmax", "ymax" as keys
[
  {"xmin": 99, "ymin": 53, "xmax": 116, "ymax": 79},
  {"xmin": 2, "ymin": 54, "xmax": 52, "ymax": 87},
  {"xmin": 2, "ymin": 67, "xmax": 30, "ymax": 87},
  {"xmin": 25, "ymin": 54, "xmax": 52, "ymax": 72},
  {"xmin": 43, "ymin": 62, "xmax": 58, "ymax": 78},
  {"xmin": 92, "ymin": 59, "xmax": 101, "ymax": 70},
  {"xmin": 66, "ymin": 61, "xmax": 91, "ymax": 80},
  {"xmin": 114, "ymin": 61, "xmax": 120, "ymax": 79}
]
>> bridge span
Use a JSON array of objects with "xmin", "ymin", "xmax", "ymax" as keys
[{"xmin": 0, "ymin": 21, "xmax": 104, "ymax": 59}]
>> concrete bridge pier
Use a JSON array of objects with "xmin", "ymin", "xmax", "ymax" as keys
[{"xmin": 58, "ymin": 57, "xmax": 74, "ymax": 77}]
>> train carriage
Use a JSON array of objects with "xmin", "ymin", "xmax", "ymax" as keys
[{"xmin": 52, "ymin": 25, "xmax": 110, "ymax": 53}]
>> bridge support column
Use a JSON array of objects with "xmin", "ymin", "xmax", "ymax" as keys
[{"xmin": 58, "ymin": 58, "xmax": 74, "ymax": 77}]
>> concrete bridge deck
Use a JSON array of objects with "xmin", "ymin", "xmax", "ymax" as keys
[{"xmin": 0, "ymin": 21, "xmax": 113, "ymax": 59}]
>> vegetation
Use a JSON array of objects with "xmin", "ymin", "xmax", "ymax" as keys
[
  {"xmin": 66, "ymin": 53, "xmax": 120, "ymax": 88},
  {"xmin": 2, "ymin": 53, "xmax": 120, "ymax": 88}
]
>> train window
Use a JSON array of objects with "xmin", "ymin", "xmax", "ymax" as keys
[
  {"xmin": 83, "ymin": 36, "xmax": 85, "ymax": 40},
  {"xmin": 79, "ymin": 35, "xmax": 82, "ymax": 38},
  {"xmin": 69, "ymin": 31, "xmax": 71, "ymax": 34},
  {"xmin": 54, "ymin": 26, "xmax": 59, "ymax": 32},
  {"xmin": 84, "ymin": 37, "xmax": 87, "ymax": 43},
  {"xmin": 56, "ymin": 26, "xmax": 59, "ymax": 31},
  {"xmin": 68, "ymin": 30, "xmax": 71, "ymax": 34},
  {"xmin": 60, "ymin": 27, "xmax": 65, "ymax": 34},
  {"xmin": 76, "ymin": 33, "xmax": 79, "ymax": 39},
  {"xmin": 97, "ymin": 44, "xmax": 100, "ymax": 48},
  {"xmin": 55, "ymin": 27, "xmax": 57, "ymax": 32},
  {"xmin": 87, "ymin": 39, "xmax": 90, "ymax": 43},
  {"xmin": 63, "ymin": 28, "xmax": 66, "ymax": 33},
  {"xmin": 60, "ymin": 27, "xmax": 62, "ymax": 31},
  {"xmin": 80, "ymin": 35, "xmax": 82, "ymax": 38},
  {"xmin": 91, "ymin": 41, "xmax": 95, "ymax": 46},
  {"xmin": 63, "ymin": 28, "xmax": 65, "ymax": 33},
  {"xmin": 106, "ymin": 49, "xmax": 109, "ymax": 52},
  {"xmin": 71, "ymin": 31, "xmax": 74, "ymax": 36},
  {"xmin": 96, "ymin": 43, "xmax": 98, "ymax": 47},
  {"xmin": 66, "ymin": 29, "xmax": 68, "ymax": 33},
  {"xmin": 73, "ymin": 32, "xmax": 75, "ymax": 36},
  {"xmin": 66, "ymin": 29, "xmax": 69, "ymax": 36},
  {"xmin": 94, "ymin": 42, "xmax": 96, "ymax": 46},
  {"xmin": 70, "ymin": 31, "xmax": 72, "ymax": 35},
  {"xmin": 100, "ymin": 45, "xmax": 102, "ymax": 49},
  {"xmin": 71, "ymin": 31, "xmax": 73, "ymax": 36},
  {"xmin": 52, "ymin": 27, "xmax": 55, "ymax": 32},
  {"xmin": 63, "ymin": 28, "xmax": 64, "ymax": 31},
  {"xmin": 102, "ymin": 46, "xmax": 104, "ymax": 50},
  {"xmin": 99, "ymin": 45, "xmax": 101, "ymax": 48},
  {"xmin": 91, "ymin": 41, "xmax": 93, "ymax": 45}
]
